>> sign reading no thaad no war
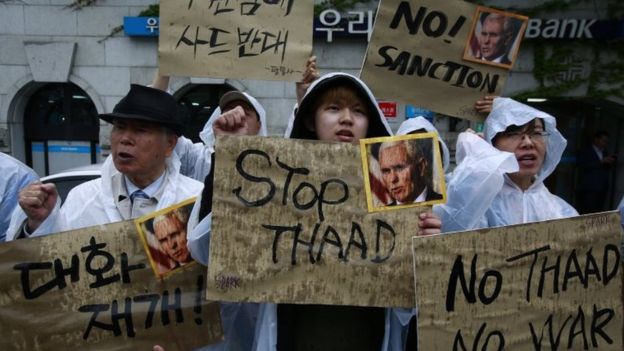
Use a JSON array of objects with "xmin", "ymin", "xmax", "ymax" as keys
[
  {"xmin": 361, "ymin": 0, "xmax": 528, "ymax": 121},
  {"xmin": 0, "ymin": 221, "xmax": 223, "ymax": 351},
  {"xmin": 207, "ymin": 136, "xmax": 428, "ymax": 308},
  {"xmin": 413, "ymin": 212, "xmax": 623, "ymax": 350},
  {"xmin": 159, "ymin": 0, "xmax": 313, "ymax": 81}
]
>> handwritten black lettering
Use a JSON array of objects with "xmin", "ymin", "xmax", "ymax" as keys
[
  {"xmin": 376, "ymin": 46, "xmax": 499, "ymax": 93},
  {"xmin": 446, "ymin": 254, "xmax": 502, "ymax": 312},
  {"xmin": 266, "ymin": 220, "xmax": 396, "ymax": 265},
  {"xmin": 529, "ymin": 304, "xmax": 614, "ymax": 350},
  {"xmin": 507, "ymin": 244, "xmax": 621, "ymax": 302},
  {"xmin": 452, "ymin": 322, "xmax": 504, "ymax": 351},
  {"xmin": 13, "ymin": 255, "xmax": 79, "ymax": 300},
  {"xmin": 389, "ymin": 1, "xmax": 466, "ymax": 43},
  {"xmin": 79, "ymin": 288, "xmax": 186, "ymax": 340},
  {"xmin": 233, "ymin": 149, "xmax": 276, "ymax": 207},
  {"xmin": 233, "ymin": 150, "xmax": 349, "ymax": 222}
]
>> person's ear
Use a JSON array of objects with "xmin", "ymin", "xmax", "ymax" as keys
[{"xmin": 164, "ymin": 132, "xmax": 177, "ymax": 157}]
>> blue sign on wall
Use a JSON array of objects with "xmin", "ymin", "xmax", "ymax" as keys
[
  {"xmin": 405, "ymin": 105, "xmax": 434, "ymax": 121},
  {"xmin": 124, "ymin": 17, "xmax": 159, "ymax": 37}
]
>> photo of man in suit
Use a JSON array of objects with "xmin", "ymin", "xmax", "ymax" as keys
[
  {"xmin": 376, "ymin": 139, "xmax": 443, "ymax": 206},
  {"xmin": 463, "ymin": 8, "xmax": 527, "ymax": 69},
  {"xmin": 477, "ymin": 12, "xmax": 514, "ymax": 64}
]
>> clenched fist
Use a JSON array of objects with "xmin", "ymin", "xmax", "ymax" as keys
[{"xmin": 18, "ymin": 182, "xmax": 58, "ymax": 232}]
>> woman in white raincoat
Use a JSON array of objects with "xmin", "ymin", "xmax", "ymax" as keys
[{"xmin": 434, "ymin": 97, "xmax": 578, "ymax": 233}]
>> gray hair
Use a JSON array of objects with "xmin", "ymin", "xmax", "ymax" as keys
[
  {"xmin": 153, "ymin": 206, "xmax": 190, "ymax": 232},
  {"xmin": 377, "ymin": 139, "xmax": 433, "ymax": 190}
]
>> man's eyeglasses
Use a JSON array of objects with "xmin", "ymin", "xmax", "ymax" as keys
[{"xmin": 501, "ymin": 130, "xmax": 550, "ymax": 142}]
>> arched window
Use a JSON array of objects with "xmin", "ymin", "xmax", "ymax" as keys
[
  {"xmin": 175, "ymin": 84, "xmax": 235, "ymax": 142},
  {"xmin": 24, "ymin": 83, "xmax": 99, "ymax": 175}
]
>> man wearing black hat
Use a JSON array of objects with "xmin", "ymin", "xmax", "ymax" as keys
[{"xmin": 10, "ymin": 85, "xmax": 203, "ymax": 238}]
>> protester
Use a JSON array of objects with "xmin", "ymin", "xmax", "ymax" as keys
[
  {"xmin": 577, "ymin": 130, "xmax": 616, "ymax": 214},
  {"xmin": 252, "ymin": 72, "xmax": 441, "ymax": 351},
  {"xmin": 477, "ymin": 12, "xmax": 514, "ymax": 64},
  {"xmin": 434, "ymin": 97, "xmax": 578, "ymax": 233},
  {"xmin": 376, "ymin": 139, "xmax": 442, "ymax": 205},
  {"xmin": 7, "ymin": 84, "xmax": 203, "ymax": 239},
  {"xmin": 0, "ymin": 152, "xmax": 38, "ymax": 241}
]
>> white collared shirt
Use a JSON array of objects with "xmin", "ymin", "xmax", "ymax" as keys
[
  {"xmin": 124, "ymin": 172, "xmax": 166, "ymax": 199},
  {"xmin": 395, "ymin": 187, "xmax": 428, "ymax": 205}
]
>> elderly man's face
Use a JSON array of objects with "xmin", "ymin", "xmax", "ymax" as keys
[
  {"xmin": 479, "ymin": 17, "xmax": 507, "ymax": 61},
  {"xmin": 154, "ymin": 216, "xmax": 191, "ymax": 264},
  {"xmin": 379, "ymin": 143, "xmax": 424, "ymax": 204},
  {"xmin": 111, "ymin": 119, "xmax": 176, "ymax": 187}
]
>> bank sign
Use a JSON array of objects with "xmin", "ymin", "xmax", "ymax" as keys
[{"xmin": 123, "ymin": 14, "xmax": 624, "ymax": 40}]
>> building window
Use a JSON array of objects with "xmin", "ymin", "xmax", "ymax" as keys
[
  {"xmin": 24, "ymin": 83, "xmax": 99, "ymax": 175},
  {"xmin": 175, "ymin": 84, "xmax": 234, "ymax": 142}
]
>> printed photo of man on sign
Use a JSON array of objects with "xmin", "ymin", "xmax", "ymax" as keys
[
  {"xmin": 463, "ymin": 7, "xmax": 528, "ymax": 69},
  {"xmin": 135, "ymin": 198, "xmax": 196, "ymax": 278},
  {"xmin": 360, "ymin": 133, "xmax": 446, "ymax": 212}
]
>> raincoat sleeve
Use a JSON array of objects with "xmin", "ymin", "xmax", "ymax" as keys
[
  {"xmin": 381, "ymin": 308, "xmax": 416, "ymax": 351},
  {"xmin": 252, "ymin": 303, "xmax": 278, "ymax": 351},
  {"xmin": 0, "ymin": 159, "xmax": 38, "ymax": 241},
  {"xmin": 433, "ymin": 132, "xmax": 518, "ymax": 232},
  {"xmin": 175, "ymin": 135, "xmax": 214, "ymax": 182},
  {"xmin": 6, "ymin": 197, "xmax": 63, "ymax": 241},
  {"xmin": 186, "ymin": 193, "xmax": 211, "ymax": 265}
]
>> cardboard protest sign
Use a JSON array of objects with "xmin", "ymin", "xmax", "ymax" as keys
[
  {"xmin": 361, "ymin": 0, "xmax": 528, "ymax": 121},
  {"xmin": 0, "ymin": 220, "xmax": 223, "ymax": 351},
  {"xmin": 412, "ymin": 212, "xmax": 623, "ymax": 350},
  {"xmin": 207, "ymin": 136, "xmax": 428, "ymax": 308},
  {"xmin": 159, "ymin": 0, "xmax": 313, "ymax": 81}
]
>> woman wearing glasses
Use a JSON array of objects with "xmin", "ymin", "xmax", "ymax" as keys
[{"xmin": 434, "ymin": 97, "xmax": 578, "ymax": 232}]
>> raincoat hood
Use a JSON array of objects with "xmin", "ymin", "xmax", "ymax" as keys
[
  {"xmin": 396, "ymin": 117, "xmax": 450, "ymax": 172},
  {"xmin": 284, "ymin": 72, "xmax": 392, "ymax": 139},
  {"xmin": 200, "ymin": 92, "xmax": 268, "ymax": 150},
  {"xmin": 484, "ymin": 97, "xmax": 567, "ymax": 185}
]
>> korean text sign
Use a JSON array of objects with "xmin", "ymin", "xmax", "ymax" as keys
[
  {"xmin": 412, "ymin": 212, "xmax": 623, "ymax": 350},
  {"xmin": 207, "ymin": 136, "xmax": 428, "ymax": 308},
  {"xmin": 361, "ymin": 0, "xmax": 521, "ymax": 121},
  {"xmin": 0, "ymin": 221, "xmax": 223, "ymax": 351},
  {"xmin": 159, "ymin": 0, "xmax": 313, "ymax": 81}
]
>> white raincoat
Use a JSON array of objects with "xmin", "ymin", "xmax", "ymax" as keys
[
  {"xmin": 175, "ymin": 92, "xmax": 268, "ymax": 181},
  {"xmin": 184, "ymin": 93, "xmax": 267, "ymax": 351},
  {"xmin": 0, "ymin": 152, "xmax": 38, "ymax": 241},
  {"xmin": 434, "ymin": 97, "xmax": 578, "ymax": 233},
  {"xmin": 255, "ymin": 72, "xmax": 393, "ymax": 351},
  {"xmin": 6, "ymin": 153, "xmax": 202, "ymax": 238}
]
